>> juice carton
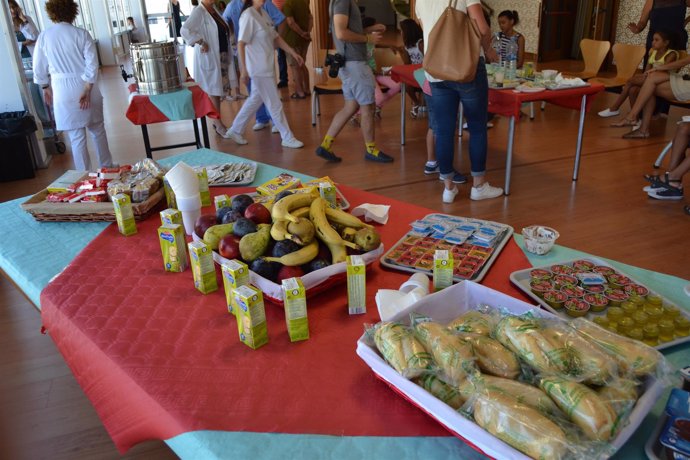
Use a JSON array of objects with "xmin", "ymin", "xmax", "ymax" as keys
[
  {"xmin": 160, "ymin": 208, "xmax": 182, "ymax": 226},
  {"xmin": 215, "ymin": 194, "xmax": 232, "ymax": 212},
  {"xmin": 282, "ymin": 278, "xmax": 309, "ymax": 342},
  {"xmin": 347, "ymin": 255, "xmax": 366, "ymax": 315},
  {"xmin": 188, "ymin": 240, "xmax": 218, "ymax": 294},
  {"xmin": 163, "ymin": 178, "xmax": 177, "ymax": 209},
  {"xmin": 319, "ymin": 182, "xmax": 337, "ymax": 208},
  {"xmin": 433, "ymin": 250, "xmax": 454, "ymax": 291},
  {"xmin": 158, "ymin": 224, "xmax": 188, "ymax": 272},
  {"xmin": 113, "ymin": 193, "xmax": 137, "ymax": 236},
  {"xmin": 222, "ymin": 260, "xmax": 250, "ymax": 315},
  {"xmin": 197, "ymin": 168, "xmax": 211, "ymax": 207},
  {"xmin": 234, "ymin": 285, "xmax": 269, "ymax": 349},
  {"xmin": 256, "ymin": 173, "xmax": 301, "ymax": 196}
]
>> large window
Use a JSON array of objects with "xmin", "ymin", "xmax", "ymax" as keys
[
  {"xmin": 107, "ymin": 0, "xmax": 132, "ymax": 34},
  {"xmin": 74, "ymin": 0, "xmax": 95, "ymax": 36}
]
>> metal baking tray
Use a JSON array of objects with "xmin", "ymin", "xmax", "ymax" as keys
[
  {"xmin": 509, "ymin": 256, "xmax": 690, "ymax": 351},
  {"xmin": 379, "ymin": 213, "xmax": 513, "ymax": 284}
]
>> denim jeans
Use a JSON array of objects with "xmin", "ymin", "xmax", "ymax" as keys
[
  {"xmin": 428, "ymin": 59, "xmax": 488, "ymax": 178},
  {"xmin": 246, "ymin": 79, "xmax": 271, "ymax": 124},
  {"xmin": 277, "ymin": 49, "xmax": 288, "ymax": 84}
]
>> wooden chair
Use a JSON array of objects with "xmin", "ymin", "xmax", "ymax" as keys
[
  {"xmin": 588, "ymin": 43, "xmax": 646, "ymax": 88},
  {"xmin": 311, "ymin": 49, "xmax": 343, "ymax": 126},
  {"xmin": 565, "ymin": 39, "xmax": 611, "ymax": 80}
]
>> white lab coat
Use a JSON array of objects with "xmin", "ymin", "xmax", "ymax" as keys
[
  {"xmin": 19, "ymin": 16, "xmax": 39, "ymax": 56},
  {"xmin": 32, "ymin": 23, "xmax": 104, "ymax": 131},
  {"xmin": 181, "ymin": 5, "xmax": 231, "ymax": 96}
]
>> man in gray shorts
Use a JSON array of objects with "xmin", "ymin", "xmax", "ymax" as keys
[{"xmin": 315, "ymin": 0, "xmax": 394, "ymax": 163}]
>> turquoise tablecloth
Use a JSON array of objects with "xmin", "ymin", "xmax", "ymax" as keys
[{"xmin": 2, "ymin": 148, "xmax": 688, "ymax": 459}]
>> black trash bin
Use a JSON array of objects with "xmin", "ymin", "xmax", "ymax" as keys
[{"xmin": 0, "ymin": 111, "xmax": 37, "ymax": 182}]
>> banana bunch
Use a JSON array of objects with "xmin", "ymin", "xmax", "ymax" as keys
[{"xmin": 269, "ymin": 193, "xmax": 381, "ymax": 265}]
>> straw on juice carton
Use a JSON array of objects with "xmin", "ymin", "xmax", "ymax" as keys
[
  {"xmin": 347, "ymin": 255, "xmax": 366, "ymax": 315},
  {"xmin": 113, "ymin": 193, "xmax": 137, "ymax": 236},
  {"xmin": 222, "ymin": 260, "xmax": 250, "ymax": 315},
  {"xmin": 433, "ymin": 250, "xmax": 453, "ymax": 291},
  {"xmin": 160, "ymin": 208, "xmax": 182, "ymax": 226},
  {"xmin": 197, "ymin": 168, "xmax": 211, "ymax": 207},
  {"xmin": 234, "ymin": 285, "xmax": 269, "ymax": 349},
  {"xmin": 158, "ymin": 224, "xmax": 188, "ymax": 272},
  {"xmin": 188, "ymin": 240, "xmax": 218, "ymax": 294},
  {"xmin": 282, "ymin": 278, "xmax": 309, "ymax": 342},
  {"xmin": 215, "ymin": 194, "xmax": 232, "ymax": 212}
]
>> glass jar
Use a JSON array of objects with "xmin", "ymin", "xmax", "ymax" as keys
[
  {"xmin": 618, "ymin": 317, "xmax": 635, "ymax": 336},
  {"xmin": 629, "ymin": 294, "xmax": 645, "ymax": 307},
  {"xmin": 674, "ymin": 316, "xmax": 690, "ymax": 337},
  {"xmin": 663, "ymin": 305, "xmax": 681, "ymax": 321},
  {"xmin": 646, "ymin": 294, "xmax": 663, "ymax": 307},
  {"xmin": 633, "ymin": 311, "xmax": 649, "ymax": 328},
  {"xmin": 643, "ymin": 324, "xmax": 659, "ymax": 347},
  {"xmin": 621, "ymin": 301, "xmax": 637, "ymax": 316},
  {"xmin": 659, "ymin": 319, "xmax": 675, "ymax": 342},
  {"xmin": 593, "ymin": 316, "xmax": 609, "ymax": 328},
  {"xmin": 628, "ymin": 327, "xmax": 644, "ymax": 341},
  {"xmin": 646, "ymin": 307, "xmax": 664, "ymax": 324},
  {"xmin": 607, "ymin": 307, "xmax": 624, "ymax": 323}
]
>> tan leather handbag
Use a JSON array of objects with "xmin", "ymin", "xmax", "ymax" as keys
[{"xmin": 422, "ymin": 0, "xmax": 481, "ymax": 82}]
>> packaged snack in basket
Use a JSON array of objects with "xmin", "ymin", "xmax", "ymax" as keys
[
  {"xmin": 371, "ymin": 322, "xmax": 432, "ymax": 378},
  {"xmin": 256, "ymin": 173, "xmax": 300, "ymax": 196},
  {"xmin": 197, "ymin": 168, "xmax": 211, "ymax": 206},
  {"xmin": 433, "ymin": 250, "xmax": 453, "ymax": 291},
  {"xmin": 158, "ymin": 224, "xmax": 188, "ymax": 272},
  {"xmin": 160, "ymin": 208, "xmax": 182, "ymax": 226},
  {"xmin": 347, "ymin": 255, "xmax": 366, "ymax": 315},
  {"xmin": 234, "ymin": 285, "xmax": 268, "ymax": 349},
  {"xmin": 46, "ymin": 170, "xmax": 86, "ymax": 193},
  {"xmin": 113, "ymin": 193, "xmax": 137, "ymax": 236},
  {"xmin": 222, "ymin": 260, "xmax": 249, "ymax": 315},
  {"xmin": 188, "ymin": 241, "xmax": 218, "ymax": 294},
  {"xmin": 163, "ymin": 178, "xmax": 177, "ymax": 208},
  {"xmin": 214, "ymin": 194, "xmax": 232, "ymax": 212},
  {"xmin": 282, "ymin": 277, "xmax": 309, "ymax": 342}
]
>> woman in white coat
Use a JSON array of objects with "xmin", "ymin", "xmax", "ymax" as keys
[
  {"xmin": 181, "ymin": 0, "xmax": 238, "ymax": 135},
  {"xmin": 9, "ymin": 0, "xmax": 39, "ymax": 58},
  {"xmin": 221, "ymin": 0, "xmax": 304, "ymax": 149},
  {"xmin": 33, "ymin": 0, "xmax": 114, "ymax": 171}
]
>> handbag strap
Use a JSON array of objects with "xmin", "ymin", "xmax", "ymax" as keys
[{"xmin": 447, "ymin": 0, "xmax": 458, "ymax": 9}]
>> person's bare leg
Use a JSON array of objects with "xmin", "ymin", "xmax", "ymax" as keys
[
  {"xmin": 292, "ymin": 64, "xmax": 305, "ymax": 96},
  {"xmin": 638, "ymin": 96, "xmax": 656, "ymax": 134},
  {"xmin": 360, "ymin": 103, "xmax": 375, "ymax": 143},
  {"xmin": 629, "ymin": 85, "xmax": 641, "ymax": 110},
  {"xmin": 300, "ymin": 65, "xmax": 310, "ymax": 94},
  {"xmin": 610, "ymin": 82, "xmax": 632, "ymax": 111},
  {"xmin": 326, "ymin": 100, "xmax": 360, "ymax": 138},
  {"xmin": 209, "ymin": 95, "xmax": 227, "ymax": 131},
  {"xmin": 627, "ymin": 73, "xmax": 670, "ymax": 120},
  {"xmin": 668, "ymin": 123, "xmax": 690, "ymax": 173}
]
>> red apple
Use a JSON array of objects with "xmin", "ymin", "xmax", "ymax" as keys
[
  {"xmin": 218, "ymin": 234, "xmax": 242, "ymax": 260},
  {"xmin": 277, "ymin": 265, "xmax": 305, "ymax": 283},
  {"xmin": 244, "ymin": 202, "xmax": 272, "ymax": 225},
  {"xmin": 194, "ymin": 214, "xmax": 217, "ymax": 238}
]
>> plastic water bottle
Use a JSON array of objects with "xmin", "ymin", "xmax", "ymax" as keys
[
  {"xmin": 491, "ymin": 33, "xmax": 502, "ymax": 66},
  {"xmin": 506, "ymin": 37, "xmax": 518, "ymax": 81}
]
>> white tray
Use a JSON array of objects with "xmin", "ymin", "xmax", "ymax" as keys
[
  {"xmin": 356, "ymin": 281, "xmax": 665, "ymax": 460},
  {"xmin": 645, "ymin": 409, "xmax": 668, "ymax": 460},
  {"xmin": 509, "ymin": 256, "xmax": 690, "ymax": 351},
  {"xmin": 545, "ymin": 82, "xmax": 590, "ymax": 91}
]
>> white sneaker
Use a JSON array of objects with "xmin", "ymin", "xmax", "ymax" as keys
[
  {"xmin": 442, "ymin": 187, "xmax": 459, "ymax": 203},
  {"xmin": 598, "ymin": 108, "xmax": 620, "ymax": 118},
  {"xmin": 271, "ymin": 124, "xmax": 280, "ymax": 134},
  {"xmin": 253, "ymin": 121, "xmax": 270, "ymax": 131},
  {"xmin": 281, "ymin": 138, "xmax": 304, "ymax": 149},
  {"xmin": 470, "ymin": 182, "xmax": 504, "ymax": 200},
  {"xmin": 224, "ymin": 130, "xmax": 248, "ymax": 145}
]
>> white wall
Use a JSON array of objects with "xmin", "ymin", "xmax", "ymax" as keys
[{"xmin": 0, "ymin": 4, "xmax": 25, "ymax": 112}]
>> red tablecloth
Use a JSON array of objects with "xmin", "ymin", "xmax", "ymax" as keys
[
  {"xmin": 41, "ymin": 185, "xmax": 531, "ymax": 453},
  {"xmin": 391, "ymin": 64, "xmax": 605, "ymax": 119},
  {"xmin": 125, "ymin": 84, "xmax": 219, "ymax": 125}
]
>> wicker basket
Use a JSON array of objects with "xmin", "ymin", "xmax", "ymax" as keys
[{"xmin": 21, "ymin": 188, "xmax": 165, "ymax": 222}]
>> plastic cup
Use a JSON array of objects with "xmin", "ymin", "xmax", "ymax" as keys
[
  {"xmin": 176, "ymin": 193, "xmax": 202, "ymax": 236},
  {"xmin": 165, "ymin": 162, "xmax": 199, "ymax": 198},
  {"xmin": 399, "ymin": 272, "xmax": 430, "ymax": 295}
]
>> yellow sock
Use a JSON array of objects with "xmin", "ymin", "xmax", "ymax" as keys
[
  {"xmin": 366, "ymin": 142, "xmax": 379, "ymax": 156},
  {"xmin": 320, "ymin": 135, "xmax": 335, "ymax": 152}
]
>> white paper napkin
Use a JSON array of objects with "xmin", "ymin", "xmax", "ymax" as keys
[{"xmin": 351, "ymin": 203, "xmax": 390, "ymax": 225}]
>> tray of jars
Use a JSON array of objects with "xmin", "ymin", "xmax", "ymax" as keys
[{"xmin": 510, "ymin": 257, "xmax": 690, "ymax": 350}]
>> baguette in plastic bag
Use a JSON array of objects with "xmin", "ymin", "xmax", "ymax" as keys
[
  {"xmin": 373, "ymin": 322, "xmax": 432, "ymax": 379},
  {"xmin": 468, "ymin": 374, "xmax": 561, "ymax": 416},
  {"xmin": 447, "ymin": 310, "xmax": 493, "ymax": 336},
  {"xmin": 456, "ymin": 332, "xmax": 521, "ymax": 379},
  {"xmin": 415, "ymin": 374, "xmax": 469, "ymax": 409},
  {"xmin": 494, "ymin": 316, "xmax": 563, "ymax": 375}
]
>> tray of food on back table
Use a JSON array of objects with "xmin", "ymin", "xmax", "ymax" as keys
[
  {"xmin": 198, "ymin": 162, "xmax": 258, "ymax": 187},
  {"xmin": 510, "ymin": 256, "xmax": 690, "ymax": 350},
  {"xmin": 380, "ymin": 213, "xmax": 513, "ymax": 283}
]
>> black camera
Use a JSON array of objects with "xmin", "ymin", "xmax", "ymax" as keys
[{"xmin": 325, "ymin": 53, "xmax": 345, "ymax": 78}]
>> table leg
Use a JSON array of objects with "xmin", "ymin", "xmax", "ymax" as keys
[
  {"xmin": 504, "ymin": 116, "xmax": 516, "ymax": 195},
  {"xmin": 400, "ymin": 82, "xmax": 406, "ymax": 145},
  {"xmin": 193, "ymin": 119, "xmax": 201, "ymax": 149},
  {"xmin": 573, "ymin": 95, "xmax": 587, "ymax": 181},
  {"xmin": 141, "ymin": 125, "xmax": 152, "ymax": 159},
  {"xmin": 201, "ymin": 117, "xmax": 210, "ymax": 148}
]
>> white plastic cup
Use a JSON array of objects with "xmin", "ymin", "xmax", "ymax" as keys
[
  {"xmin": 176, "ymin": 193, "xmax": 202, "ymax": 235},
  {"xmin": 165, "ymin": 162, "xmax": 199, "ymax": 198},
  {"xmin": 399, "ymin": 272, "xmax": 430, "ymax": 295}
]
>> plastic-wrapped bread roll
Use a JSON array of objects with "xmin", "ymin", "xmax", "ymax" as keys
[
  {"xmin": 415, "ymin": 374, "xmax": 469, "ymax": 409},
  {"xmin": 570, "ymin": 318, "xmax": 661, "ymax": 377},
  {"xmin": 540, "ymin": 377, "xmax": 618, "ymax": 441},
  {"xmin": 447, "ymin": 311, "xmax": 493, "ymax": 336},
  {"xmin": 469, "ymin": 374, "xmax": 561, "ymax": 416},
  {"xmin": 374, "ymin": 322, "xmax": 432, "ymax": 378},
  {"xmin": 413, "ymin": 320, "xmax": 476, "ymax": 386},
  {"xmin": 494, "ymin": 316, "xmax": 562, "ymax": 375},
  {"xmin": 598, "ymin": 378, "xmax": 639, "ymax": 417},
  {"xmin": 456, "ymin": 332, "xmax": 521, "ymax": 379},
  {"xmin": 473, "ymin": 390, "xmax": 568, "ymax": 460},
  {"xmin": 541, "ymin": 324, "xmax": 618, "ymax": 385}
]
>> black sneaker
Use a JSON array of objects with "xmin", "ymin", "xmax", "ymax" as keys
[
  {"xmin": 649, "ymin": 184, "xmax": 684, "ymax": 200},
  {"xmin": 365, "ymin": 151, "xmax": 394, "ymax": 163},
  {"xmin": 438, "ymin": 171, "xmax": 468, "ymax": 184},
  {"xmin": 316, "ymin": 146, "xmax": 342, "ymax": 163},
  {"xmin": 424, "ymin": 163, "xmax": 439, "ymax": 174}
]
